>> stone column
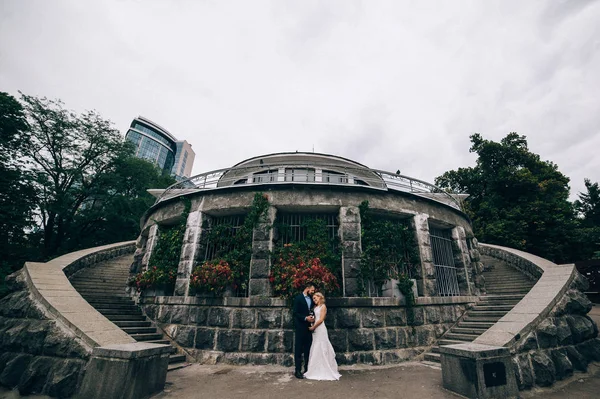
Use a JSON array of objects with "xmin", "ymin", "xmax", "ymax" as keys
[
  {"xmin": 140, "ymin": 224, "xmax": 159, "ymax": 271},
  {"xmin": 452, "ymin": 226, "xmax": 473, "ymax": 296},
  {"xmin": 339, "ymin": 206, "xmax": 362, "ymax": 297},
  {"xmin": 174, "ymin": 210, "xmax": 205, "ymax": 297},
  {"xmin": 413, "ymin": 214, "xmax": 437, "ymax": 297},
  {"xmin": 249, "ymin": 205, "xmax": 277, "ymax": 297}
]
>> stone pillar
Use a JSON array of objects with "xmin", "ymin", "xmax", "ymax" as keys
[
  {"xmin": 140, "ymin": 224, "xmax": 159, "ymax": 271},
  {"xmin": 452, "ymin": 226, "xmax": 473, "ymax": 296},
  {"xmin": 413, "ymin": 214, "xmax": 437, "ymax": 297},
  {"xmin": 174, "ymin": 210, "xmax": 205, "ymax": 297},
  {"xmin": 339, "ymin": 206, "xmax": 361, "ymax": 297},
  {"xmin": 77, "ymin": 342, "xmax": 172, "ymax": 399},
  {"xmin": 249, "ymin": 205, "xmax": 277, "ymax": 297}
]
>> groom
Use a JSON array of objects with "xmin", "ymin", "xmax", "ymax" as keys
[{"xmin": 292, "ymin": 283, "xmax": 316, "ymax": 379}]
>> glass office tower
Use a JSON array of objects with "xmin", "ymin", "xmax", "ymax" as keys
[{"xmin": 125, "ymin": 116, "xmax": 178, "ymax": 174}]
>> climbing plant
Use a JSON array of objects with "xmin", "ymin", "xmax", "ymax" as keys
[
  {"xmin": 196, "ymin": 192, "xmax": 270, "ymax": 296},
  {"xmin": 129, "ymin": 198, "xmax": 191, "ymax": 292},
  {"xmin": 270, "ymin": 217, "xmax": 342, "ymax": 298},
  {"xmin": 358, "ymin": 200, "xmax": 420, "ymax": 297}
]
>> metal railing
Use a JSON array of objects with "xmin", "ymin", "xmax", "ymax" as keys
[{"xmin": 154, "ymin": 162, "xmax": 463, "ymax": 211}]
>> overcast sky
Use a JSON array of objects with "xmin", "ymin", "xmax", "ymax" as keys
[{"xmin": 1, "ymin": 0, "xmax": 598, "ymax": 198}]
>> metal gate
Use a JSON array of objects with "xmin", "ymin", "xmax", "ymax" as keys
[{"xmin": 429, "ymin": 227, "xmax": 460, "ymax": 296}]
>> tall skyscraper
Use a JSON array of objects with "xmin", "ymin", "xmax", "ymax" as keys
[{"xmin": 125, "ymin": 116, "xmax": 195, "ymax": 179}]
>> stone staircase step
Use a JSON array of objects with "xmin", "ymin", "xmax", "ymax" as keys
[
  {"xmin": 444, "ymin": 333, "xmax": 476, "ymax": 342},
  {"xmin": 169, "ymin": 354, "xmax": 186, "ymax": 364},
  {"xmin": 145, "ymin": 339, "xmax": 172, "ymax": 346},
  {"xmin": 451, "ymin": 327, "xmax": 488, "ymax": 335},
  {"xmin": 471, "ymin": 305, "xmax": 514, "ymax": 312},
  {"xmin": 168, "ymin": 362, "xmax": 191, "ymax": 372},
  {"xmin": 113, "ymin": 320, "xmax": 152, "ymax": 328},
  {"xmin": 424, "ymin": 352, "xmax": 440, "ymax": 363},
  {"xmin": 482, "ymin": 294, "xmax": 526, "ymax": 300},
  {"xmin": 463, "ymin": 315, "xmax": 502, "ymax": 323},
  {"xmin": 467, "ymin": 310, "xmax": 507, "ymax": 317},
  {"xmin": 105, "ymin": 314, "xmax": 146, "ymax": 321},
  {"xmin": 87, "ymin": 299, "xmax": 135, "ymax": 306},
  {"xmin": 98, "ymin": 309, "xmax": 143, "ymax": 316},
  {"xmin": 431, "ymin": 346, "xmax": 440, "ymax": 353},
  {"xmin": 122, "ymin": 327, "xmax": 158, "ymax": 334},
  {"xmin": 131, "ymin": 333, "xmax": 163, "ymax": 342},
  {"xmin": 439, "ymin": 339, "xmax": 466, "ymax": 346},
  {"xmin": 93, "ymin": 304, "xmax": 139, "ymax": 310},
  {"xmin": 458, "ymin": 321, "xmax": 495, "ymax": 329}
]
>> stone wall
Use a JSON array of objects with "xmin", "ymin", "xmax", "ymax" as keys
[
  {"xmin": 511, "ymin": 274, "xmax": 600, "ymax": 390},
  {"xmin": 0, "ymin": 270, "xmax": 90, "ymax": 397},
  {"xmin": 139, "ymin": 296, "xmax": 474, "ymax": 366}
]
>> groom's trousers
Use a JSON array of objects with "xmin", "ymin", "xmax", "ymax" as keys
[{"xmin": 294, "ymin": 329, "xmax": 313, "ymax": 372}]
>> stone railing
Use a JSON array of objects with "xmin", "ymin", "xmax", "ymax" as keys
[
  {"xmin": 475, "ymin": 244, "xmax": 573, "ymax": 347},
  {"xmin": 440, "ymin": 243, "xmax": 600, "ymax": 398},
  {"xmin": 23, "ymin": 241, "xmax": 137, "ymax": 348}
]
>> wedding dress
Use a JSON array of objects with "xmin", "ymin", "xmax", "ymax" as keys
[{"xmin": 303, "ymin": 305, "xmax": 341, "ymax": 381}]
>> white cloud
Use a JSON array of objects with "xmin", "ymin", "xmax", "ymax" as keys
[{"xmin": 0, "ymin": 0, "xmax": 598, "ymax": 198}]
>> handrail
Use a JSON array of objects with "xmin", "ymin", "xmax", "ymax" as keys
[
  {"xmin": 155, "ymin": 162, "xmax": 464, "ymax": 211},
  {"xmin": 475, "ymin": 243, "xmax": 577, "ymax": 347},
  {"xmin": 23, "ymin": 241, "xmax": 137, "ymax": 349}
]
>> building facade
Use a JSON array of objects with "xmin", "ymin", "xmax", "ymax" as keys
[{"xmin": 125, "ymin": 116, "xmax": 195, "ymax": 179}]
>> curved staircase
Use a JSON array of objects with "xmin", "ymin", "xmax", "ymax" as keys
[
  {"xmin": 70, "ymin": 254, "xmax": 188, "ymax": 370},
  {"xmin": 423, "ymin": 255, "xmax": 535, "ymax": 364}
]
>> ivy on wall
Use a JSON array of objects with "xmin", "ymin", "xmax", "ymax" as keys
[
  {"xmin": 197, "ymin": 193, "xmax": 270, "ymax": 296},
  {"xmin": 129, "ymin": 198, "xmax": 191, "ymax": 292},
  {"xmin": 270, "ymin": 217, "xmax": 342, "ymax": 298},
  {"xmin": 358, "ymin": 200, "xmax": 420, "ymax": 297}
]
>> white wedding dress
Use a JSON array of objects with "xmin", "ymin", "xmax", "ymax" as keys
[{"xmin": 303, "ymin": 305, "xmax": 341, "ymax": 381}]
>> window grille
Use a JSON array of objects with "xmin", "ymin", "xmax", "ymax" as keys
[
  {"xmin": 203, "ymin": 215, "xmax": 246, "ymax": 261},
  {"xmin": 275, "ymin": 212, "xmax": 338, "ymax": 244},
  {"xmin": 429, "ymin": 227, "xmax": 460, "ymax": 296}
]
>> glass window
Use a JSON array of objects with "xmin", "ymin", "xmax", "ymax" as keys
[
  {"xmin": 253, "ymin": 170, "xmax": 277, "ymax": 183},
  {"xmin": 284, "ymin": 168, "xmax": 315, "ymax": 182},
  {"xmin": 322, "ymin": 170, "xmax": 348, "ymax": 184}
]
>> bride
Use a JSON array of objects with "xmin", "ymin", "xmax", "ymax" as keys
[{"xmin": 304, "ymin": 292, "xmax": 341, "ymax": 381}]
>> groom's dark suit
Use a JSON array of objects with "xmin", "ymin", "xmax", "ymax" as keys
[{"xmin": 293, "ymin": 292, "xmax": 313, "ymax": 374}]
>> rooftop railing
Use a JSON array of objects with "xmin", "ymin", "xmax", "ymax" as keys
[{"xmin": 154, "ymin": 163, "xmax": 464, "ymax": 211}]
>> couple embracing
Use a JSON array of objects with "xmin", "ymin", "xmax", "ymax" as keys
[{"xmin": 293, "ymin": 283, "xmax": 341, "ymax": 381}]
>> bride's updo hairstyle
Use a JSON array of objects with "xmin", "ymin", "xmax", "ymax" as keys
[{"xmin": 314, "ymin": 292, "xmax": 325, "ymax": 304}]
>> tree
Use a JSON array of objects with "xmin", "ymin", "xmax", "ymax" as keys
[
  {"xmin": 435, "ymin": 133, "xmax": 576, "ymax": 263},
  {"xmin": 66, "ymin": 156, "xmax": 176, "ymax": 250},
  {"xmin": 19, "ymin": 93, "xmax": 135, "ymax": 258},
  {"xmin": 0, "ymin": 92, "xmax": 38, "ymax": 295},
  {"xmin": 573, "ymin": 179, "xmax": 600, "ymax": 259}
]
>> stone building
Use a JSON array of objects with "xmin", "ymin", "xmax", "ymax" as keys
[{"xmin": 137, "ymin": 152, "xmax": 484, "ymax": 300}]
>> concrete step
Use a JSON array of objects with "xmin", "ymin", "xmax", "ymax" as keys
[
  {"xmin": 169, "ymin": 354, "xmax": 186, "ymax": 364},
  {"xmin": 463, "ymin": 315, "xmax": 502, "ymax": 323},
  {"xmin": 423, "ymin": 352, "xmax": 440, "ymax": 363},
  {"xmin": 131, "ymin": 333, "xmax": 163, "ymax": 342},
  {"xmin": 472, "ymin": 305, "xmax": 514, "ymax": 312},
  {"xmin": 87, "ymin": 299, "xmax": 135, "ymax": 306},
  {"xmin": 431, "ymin": 346, "xmax": 440, "ymax": 353},
  {"xmin": 451, "ymin": 327, "xmax": 488, "ymax": 335},
  {"xmin": 92, "ymin": 304, "xmax": 139, "ymax": 311},
  {"xmin": 105, "ymin": 314, "xmax": 146, "ymax": 321},
  {"xmin": 122, "ymin": 327, "xmax": 158, "ymax": 335},
  {"xmin": 113, "ymin": 320, "xmax": 152, "ymax": 328},
  {"xmin": 458, "ymin": 321, "xmax": 495, "ymax": 329},
  {"xmin": 168, "ymin": 362, "xmax": 191, "ymax": 372},
  {"xmin": 444, "ymin": 333, "xmax": 476, "ymax": 342},
  {"xmin": 98, "ymin": 309, "xmax": 143, "ymax": 316},
  {"xmin": 145, "ymin": 339, "xmax": 172, "ymax": 346},
  {"xmin": 439, "ymin": 339, "xmax": 466, "ymax": 346},
  {"xmin": 73, "ymin": 282, "xmax": 128, "ymax": 289},
  {"xmin": 486, "ymin": 288, "xmax": 531, "ymax": 294},
  {"xmin": 80, "ymin": 295, "xmax": 132, "ymax": 301},
  {"xmin": 467, "ymin": 310, "xmax": 507, "ymax": 317},
  {"xmin": 482, "ymin": 294, "xmax": 526, "ymax": 300}
]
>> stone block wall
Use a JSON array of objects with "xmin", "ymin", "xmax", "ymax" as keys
[
  {"xmin": 139, "ymin": 297, "xmax": 471, "ymax": 366},
  {"xmin": 511, "ymin": 275, "xmax": 600, "ymax": 390},
  {"xmin": 0, "ymin": 271, "xmax": 90, "ymax": 397}
]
